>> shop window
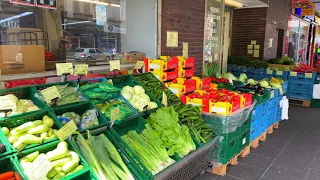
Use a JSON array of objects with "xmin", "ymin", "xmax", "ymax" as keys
[{"xmin": 0, "ymin": 0, "xmax": 158, "ymax": 75}]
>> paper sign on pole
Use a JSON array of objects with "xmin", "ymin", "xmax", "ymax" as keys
[
  {"xmin": 183, "ymin": 42, "xmax": 189, "ymax": 58},
  {"xmin": 109, "ymin": 60, "xmax": 121, "ymax": 71},
  {"xmin": 162, "ymin": 92, "xmax": 168, "ymax": 107},
  {"xmin": 56, "ymin": 63, "xmax": 73, "ymax": 76},
  {"xmin": 74, "ymin": 64, "xmax": 89, "ymax": 76},
  {"xmin": 57, "ymin": 120, "xmax": 78, "ymax": 141},
  {"xmin": 111, "ymin": 106, "xmax": 120, "ymax": 121},
  {"xmin": 40, "ymin": 86, "xmax": 61, "ymax": 104}
]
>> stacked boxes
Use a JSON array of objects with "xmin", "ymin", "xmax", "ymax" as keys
[
  {"xmin": 177, "ymin": 56, "xmax": 195, "ymax": 78},
  {"xmin": 144, "ymin": 56, "xmax": 179, "ymax": 82},
  {"xmin": 287, "ymin": 72, "xmax": 316, "ymax": 101}
]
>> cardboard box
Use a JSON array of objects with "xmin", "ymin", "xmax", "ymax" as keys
[
  {"xmin": 0, "ymin": 45, "xmax": 45, "ymax": 75},
  {"xmin": 119, "ymin": 51, "xmax": 146, "ymax": 64}
]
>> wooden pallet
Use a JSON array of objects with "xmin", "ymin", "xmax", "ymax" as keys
[
  {"xmin": 211, "ymin": 146, "xmax": 251, "ymax": 176},
  {"xmin": 289, "ymin": 98, "xmax": 311, "ymax": 107},
  {"xmin": 250, "ymin": 122, "xmax": 279, "ymax": 148}
]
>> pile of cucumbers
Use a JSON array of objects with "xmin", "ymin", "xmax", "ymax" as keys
[
  {"xmin": 173, "ymin": 104, "xmax": 216, "ymax": 144},
  {"xmin": 134, "ymin": 74, "xmax": 181, "ymax": 106}
]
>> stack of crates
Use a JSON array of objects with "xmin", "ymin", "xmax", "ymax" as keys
[
  {"xmin": 287, "ymin": 72, "xmax": 316, "ymax": 100},
  {"xmin": 207, "ymin": 112, "xmax": 251, "ymax": 164}
]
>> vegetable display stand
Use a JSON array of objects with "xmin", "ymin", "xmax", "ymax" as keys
[
  {"xmin": 70, "ymin": 127, "xmax": 144, "ymax": 180},
  {"xmin": 0, "ymin": 110, "xmax": 60, "ymax": 151},
  {"xmin": 133, "ymin": 73, "xmax": 182, "ymax": 106},
  {"xmin": 0, "ymin": 130, "xmax": 15, "ymax": 158},
  {"xmin": 52, "ymin": 101, "xmax": 109, "ymax": 132},
  {"xmin": 34, "ymin": 82, "xmax": 88, "ymax": 109},
  {"xmin": 0, "ymin": 86, "xmax": 48, "ymax": 127},
  {"xmin": 238, "ymin": 88, "xmax": 270, "ymax": 105},
  {"xmin": 154, "ymin": 137, "xmax": 218, "ymax": 180},
  {"xmin": 0, "ymin": 155, "xmax": 23, "ymax": 179},
  {"xmin": 16, "ymin": 140, "xmax": 98, "ymax": 180}
]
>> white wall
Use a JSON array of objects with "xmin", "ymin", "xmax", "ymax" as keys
[{"xmin": 121, "ymin": 0, "xmax": 158, "ymax": 59}]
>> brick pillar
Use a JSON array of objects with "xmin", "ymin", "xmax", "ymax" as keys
[{"xmin": 161, "ymin": 0, "xmax": 205, "ymax": 76}]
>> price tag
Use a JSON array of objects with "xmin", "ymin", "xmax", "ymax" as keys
[
  {"xmin": 25, "ymin": 154, "xmax": 53, "ymax": 180},
  {"xmin": 56, "ymin": 63, "xmax": 73, "ymax": 76},
  {"xmin": 270, "ymin": 90, "xmax": 274, "ymax": 98},
  {"xmin": 266, "ymin": 69, "xmax": 273, "ymax": 75},
  {"xmin": 0, "ymin": 82, "xmax": 5, "ymax": 90},
  {"xmin": 0, "ymin": 96, "xmax": 17, "ymax": 111},
  {"xmin": 57, "ymin": 120, "xmax": 78, "ymax": 141},
  {"xmin": 134, "ymin": 61, "xmax": 145, "ymax": 69},
  {"xmin": 276, "ymin": 71, "xmax": 283, "ymax": 75},
  {"xmin": 290, "ymin": 72, "xmax": 297, "ymax": 76},
  {"xmin": 74, "ymin": 64, "xmax": 88, "ymax": 76},
  {"xmin": 109, "ymin": 60, "xmax": 120, "ymax": 71},
  {"xmin": 305, "ymin": 73, "xmax": 313, "ymax": 78},
  {"xmin": 111, "ymin": 106, "xmax": 120, "ymax": 121},
  {"xmin": 279, "ymin": 88, "xmax": 283, "ymax": 95},
  {"xmin": 242, "ymin": 138, "xmax": 246, "ymax": 145},
  {"xmin": 40, "ymin": 86, "xmax": 61, "ymax": 104},
  {"xmin": 162, "ymin": 92, "xmax": 168, "ymax": 107}
]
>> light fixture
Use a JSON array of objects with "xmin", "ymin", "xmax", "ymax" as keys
[
  {"xmin": 225, "ymin": 0, "xmax": 243, "ymax": 8},
  {"xmin": 62, "ymin": 21, "xmax": 92, "ymax": 26},
  {"xmin": 75, "ymin": 0, "xmax": 120, "ymax": 7},
  {"xmin": 0, "ymin": 12, "xmax": 33, "ymax": 23}
]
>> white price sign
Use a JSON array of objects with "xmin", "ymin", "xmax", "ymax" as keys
[
  {"xmin": 25, "ymin": 154, "xmax": 53, "ymax": 180},
  {"xmin": 0, "ymin": 96, "xmax": 17, "ymax": 111}
]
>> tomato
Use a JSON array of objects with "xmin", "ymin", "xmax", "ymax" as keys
[
  {"xmin": 202, "ymin": 94, "xmax": 209, "ymax": 99},
  {"xmin": 172, "ymin": 79, "xmax": 177, "ymax": 83}
]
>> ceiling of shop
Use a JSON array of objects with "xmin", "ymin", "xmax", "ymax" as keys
[{"xmin": 236, "ymin": 0, "xmax": 268, "ymax": 7}]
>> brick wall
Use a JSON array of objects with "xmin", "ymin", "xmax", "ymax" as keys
[
  {"xmin": 230, "ymin": 8, "xmax": 268, "ymax": 59},
  {"xmin": 264, "ymin": 0, "xmax": 291, "ymax": 60},
  {"xmin": 161, "ymin": 0, "xmax": 205, "ymax": 75},
  {"xmin": 230, "ymin": 0, "xmax": 291, "ymax": 60}
]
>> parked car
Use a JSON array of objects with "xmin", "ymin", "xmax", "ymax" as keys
[{"xmin": 74, "ymin": 48, "xmax": 110, "ymax": 60}]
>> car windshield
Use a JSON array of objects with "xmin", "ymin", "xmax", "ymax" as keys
[{"xmin": 75, "ymin": 49, "xmax": 84, "ymax": 52}]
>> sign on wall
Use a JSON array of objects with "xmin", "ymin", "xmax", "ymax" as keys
[{"xmin": 301, "ymin": 2, "xmax": 315, "ymax": 16}]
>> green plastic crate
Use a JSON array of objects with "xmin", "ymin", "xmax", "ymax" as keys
[
  {"xmin": 311, "ymin": 99, "xmax": 320, "ymax": 107},
  {"xmin": 211, "ymin": 139, "xmax": 239, "ymax": 164},
  {"xmin": 240, "ymin": 118, "xmax": 251, "ymax": 134},
  {"xmin": 0, "ymin": 155, "xmax": 24, "ymax": 178},
  {"xmin": 16, "ymin": 140, "xmax": 98, "ymax": 180},
  {"xmin": 34, "ymin": 82, "xmax": 88, "ymax": 109},
  {"xmin": 0, "ymin": 110, "xmax": 60, "ymax": 151},
  {"xmin": 109, "ymin": 75, "xmax": 163, "ymax": 114},
  {"xmin": 52, "ymin": 101, "xmax": 109, "ymax": 132},
  {"xmin": 0, "ymin": 130, "xmax": 15, "ymax": 158},
  {"xmin": 0, "ymin": 86, "xmax": 48, "ymax": 127},
  {"xmin": 70, "ymin": 127, "xmax": 146, "ymax": 180}
]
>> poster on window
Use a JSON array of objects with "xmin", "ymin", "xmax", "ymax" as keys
[
  {"xmin": 96, "ymin": 5, "xmax": 107, "ymax": 26},
  {"xmin": 36, "ymin": 0, "xmax": 56, "ymax": 9},
  {"xmin": 10, "ymin": 0, "xmax": 36, "ymax": 7}
]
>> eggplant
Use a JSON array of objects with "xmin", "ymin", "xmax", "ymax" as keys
[{"xmin": 0, "ymin": 144, "xmax": 6, "ymax": 153}]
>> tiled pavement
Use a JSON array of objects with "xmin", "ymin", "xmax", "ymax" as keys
[{"xmin": 194, "ymin": 106, "xmax": 320, "ymax": 180}]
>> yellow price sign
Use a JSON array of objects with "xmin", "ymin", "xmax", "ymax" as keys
[
  {"xmin": 40, "ymin": 86, "xmax": 61, "ymax": 104},
  {"xmin": 162, "ymin": 92, "xmax": 168, "ymax": 107},
  {"xmin": 270, "ymin": 90, "xmax": 274, "ymax": 98},
  {"xmin": 266, "ymin": 69, "xmax": 273, "ymax": 75},
  {"xmin": 276, "ymin": 71, "xmax": 283, "ymax": 76},
  {"xmin": 135, "ymin": 61, "xmax": 145, "ymax": 69},
  {"xmin": 0, "ymin": 96, "xmax": 17, "ymax": 111},
  {"xmin": 74, "ymin": 64, "xmax": 88, "ymax": 76},
  {"xmin": 305, "ymin": 73, "xmax": 313, "ymax": 78},
  {"xmin": 57, "ymin": 120, "xmax": 78, "ymax": 141},
  {"xmin": 111, "ymin": 106, "xmax": 120, "ymax": 121},
  {"xmin": 128, "ymin": 70, "xmax": 134, "ymax": 74},
  {"xmin": 279, "ymin": 88, "xmax": 283, "ymax": 95},
  {"xmin": 56, "ymin": 63, "xmax": 73, "ymax": 76},
  {"xmin": 110, "ymin": 60, "xmax": 121, "ymax": 71},
  {"xmin": 290, "ymin": 72, "xmax": 297, "ymax": 76}
]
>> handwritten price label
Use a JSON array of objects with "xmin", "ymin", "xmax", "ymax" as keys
[
  {"xmin": 109, "ymin": 60, "xmax": 121, "ymax": 71},
  {"xmin": 134, "ymin": 61, "xmax": 145, "ymax": 69},
  {"xmin": 40, "ymin": 86, "xmax": 61, "ymax": 104},
  {"xmin": 56, "ymin": 63, "xmax": 73, "ymax": 76},
  {"xmin": 57, "ymin": 120, "xmax": 78, "ymax": 141},
  {"xmin": 111, "ymin": 106, "xmax": 120, "ymax": 121},
  {"xmin": 276, "ymin": 71, "xmax": 283, "ymax": 76},
  {"xmin": 74, "ymin": 64, "xmax": 88, "ymax": 76},
  {"xmin": 0, "ymin": 96, "xmax": 17, "ymax": 111},
  {"xmin": 266, "ymin": 69, "xmax": 273, "ymax": 75},
  {"xmin": 305, "ymin": 73, "xmax": 313, "ymax": 78},
  {"xmin": 25, "ymin": 154, "xmax": 53, "ymax": 180},
  {"xmin": 290, "ymin": 72, "xmax": 297, "ymax": 76}
]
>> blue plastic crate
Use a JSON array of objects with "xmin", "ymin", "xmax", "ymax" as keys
[
  {"xmin": 273, "ymin": 71, "xmax": 289, "ymax": 81},
  {"xmin": 282, "ymin": 81, "xmax": 288, "ymax": 95},
  {"xmin": 287, "ymin": 91, "xmax": 312, "ymax": 101},
  {"xmin": 288, "ymin": 72, "xmax": 316, "ymax": 84},
  {"xmin": 250, "ymin": 128, "xmax": 260, "ymax": 142},
  {"xmin": 246, "ymin": 73, "xmax": 265, "ymax": 81},
  {"xmin": 288, "ymin": 81, "xmax": 313, "ymax": 94}
]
